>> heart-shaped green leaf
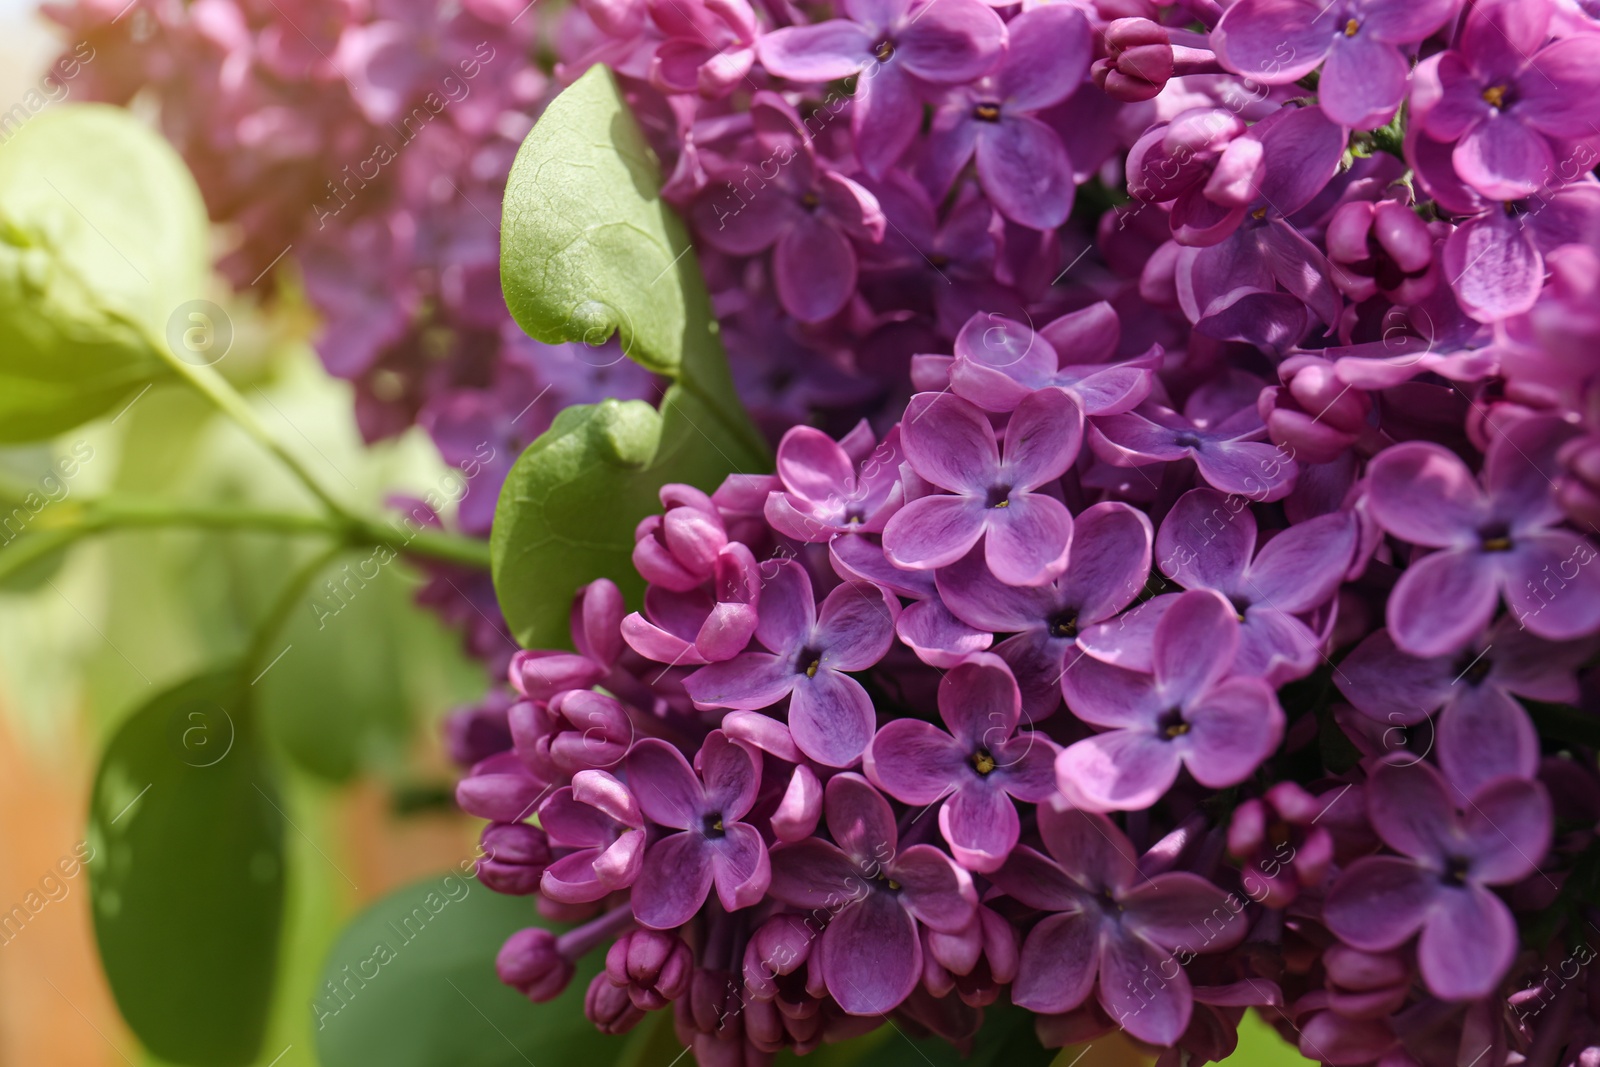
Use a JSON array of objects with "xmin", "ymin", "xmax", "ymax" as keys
[
  {"xmin": 313, "ymin": 871, "xmax": 628, "ymax": 1067},
  {"xmin": 493, "ymin": 67, "xmax": 768, "ymax": 650},
  {"xmin": 0, "ymin": 104, "xmax": 210, "ymax": 442},
  {"xmin": 88, "ymin": 669, "xmax": 285, "ymax": 1066}
]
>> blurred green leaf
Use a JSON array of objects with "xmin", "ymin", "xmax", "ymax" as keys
[
  {"xmin": 492, "ymin": 67, "xmax": 767, "ymax": 649},
  {"xmin": 256, "ymin": 550, "xmax": 415, "ymax": 782},
  {"xmin": 314, "ymin": 872, "xmax": 628, "ymax": 1067},
  {"xmin": 1224, "ymin": 1008, "xmax": 1314, "ymax": 1065},
  {"xmin": 0, "ymin": 104, "xmax": 209, "ymax": 442},
  {"xmin": 89, "ymin": 670, "xmax": 286, "ymax": 1066}
]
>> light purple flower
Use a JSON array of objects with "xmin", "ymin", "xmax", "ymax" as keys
[
  {"xmin": 540, "ymin": 770, "xmax": 647, "ymax": 903},
  {"xmin": 1418, "ymin": 0, "xmax": 1600, "ymax": 200},
  {"xmin": 990, "ymin": 805, "xmax": 1247, "ymax": 1045},
  {"xmin": 1335, "ymin": 620, "xmax": 1594, "ymax": 796},
  {"xmin": 945, "ymin": 305, "xmax": 1158, "ymax": 417},
  {"xmin": 757, "ymin": 0, "xmax": 1006, "ymax": 177},
  {"xmin": 918, "ymin": 5, "xmax": 1090, "ymax": 230},
  {"xmin": 764, "ymin": 420, "xmax": 906, "ymax": 542},
  {"xmin": 1364, "ymin": 432, "xmax": 1600, "ymax": 656},
  {"xmin": 1322, "ymin": 758, "xmax": 1551, "ymax": 1001},
  {"xmin": 689, "ymin": 93, "xmax": 886, "ymax": 323},
  {"xmin": 647, "ymin": 0, "xmax": 758, "ymax": 98},
  {"xmin": 1057, "ymin": 589, "xmax": 1286, "ymax": 812},
  {"xmin": 1212, "ymin": 0, "xmax": 1459, "ymax": 130},
  {"xmin": 935, "ymin": 501, "xmax": 1153, "ymax": 720},
  {"xmin": 684, "ymin": 561, "xmax": 897, "ymax": 767},
  {"xmin": 1155, "ymin": 488, "xmax": 1357, "ymax": 685},
  {"xmin": 864, "ymin": 654, "xmax": 1058, "ymax": 872},
  {"xmin": 883, "ymin": 388, "xmax": 1083, "ymax": 585},
  {"xmin": 625, "ymin": 732, "xmax": 769, "ymax": 929},
  {"xmin": 1091, "ymin": 400, "xmax": 1297, "ymax": 502},
  {"xmin": 767, "ymin": 773, "xmax": 977, "ymax": 1014}
]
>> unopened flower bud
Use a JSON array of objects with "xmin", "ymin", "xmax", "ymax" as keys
[
  {"xmin": 477, "ymin": 822, "xmax": 552, "ymax": 895},
  {"xmin": 497, "ymin": 928, "xmax": 574, "ymax": 1002},
  {"xmin": 585, "ymin": 972, "xmax": 646, "ymax": 1034}
]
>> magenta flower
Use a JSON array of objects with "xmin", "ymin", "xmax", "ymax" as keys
[
  {"xmin": 936, "ymin": 501, "xmax": 1153, "ymax": 720},
  {"xmin": 1365, "ymin": 436, "xmax": 1600, "ymax": 657},
  {"xmin": 626, "ymin": 733, "xmax": 769, "ymax": 929},
  {"xmin": 883, "ymin": 388, "xmax": 1083, "ymax": 586},
  {"xmin": 1057, "ymin": 590, "xmax": 1286, "ymax": 812},
  {"xmin": 756, "ymin": 0, "xmax": 1006, "ymax": 177},
  {"xmin": 946, "ymin": 305, "xmax": 1157, "ymax": 418},
  {"xmin": 991, "ymin": 805, "xmax": 1246, "ymax": 1045},
  {"xmin": 864, "ymin": 655, "xmax": 1058, "ymax": 872},
  {"xmin": 1155, "ymin": 488, "xmax": 1357, "ymax": 685},
  {"xmin": 918, "ymin": 5, "xmax": 1090, "ymax": 231},
  {"xmin": 540, "ymin": 770, "xmax": 646, "ymax": 903},
  {"xmin": 1322, "ymin": 758, "xmax": 1551, "ymax": 1001},
  {"xmin": 763, "ymin": 421, "xmax": 905, "ymax": 542},
  {"xmin": 767, "ymin": 773, "xmax": 976, "ymax": 1014},
  {"xmin": 684, "ymin": 561, "xmax": 897, "ymax": 767},
  {"xmin": 689, "ymin": 94, "xmax": 886, "ymax": 323},
  {"xmin": 1212, "ymin": 0, "xmax": 1458, "ymax": 130},
  {"xmin": 1335, "ymin": 620, "xmax": 1593, "ymax": 796},
  {"xmin": 1418, "ymin": 0, "xmax": 1600, "ymax": 200}
]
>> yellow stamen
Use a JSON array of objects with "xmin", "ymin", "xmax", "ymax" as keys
[
  {"xmin": 1343, "ymin": 17, "xmax": 1359, "ymax": 36},
  {"xmin": 805, "ymin": 658, "xmax": 821, "ymax": 678},
  {"xmin": 972, "ymin": 752, "xmax": 997, "ymax": 776},
  {"xmin": 1482, "ymin": 84, "xmax": 1507, "ymax": 109}
]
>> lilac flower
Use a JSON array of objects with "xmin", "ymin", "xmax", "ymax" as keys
[
  {"xmin": 689, "ymin": 93, "xmax": 886, "ymax": 323},
  {"xmin": 1225, "ymin": 782, "xmax": 1341, "ymax": 908},
  {"xmin": 1417, "ymin": 0, "xmax": 1600, "ymax": 200},
  {"xmin": 540, "ymin": 770, "xmax": 647, "ymax": 903},
  {"xmin": 1170, "ymin": 106, "xmax": 1348, "ymax": 349},
  {"xmin": 1155, "ymin": 488, "xmax": 1357, "ymax": 685},
  {"xmin": 648, "ymin": 0, "xmax": 758, "ymax": 98},
  {"xmin": 945, "ymin": 306, "xmax": 1158, "ymax": 417},
  {"xmin": 1364, "ymin": 432, "xmax": 1600, "ymax": 656},
  {"xmin": 918, "ymin": 5, "xmax": 1090, "ymax": 231},
  {"xmin": 1212, "ymin": 0, "xmax": 1459, "ymax": 130},
  {"xmin": 1322, "ymin": 758, "xmax": 1552, "ymax": 1001},
  {"xmin": 1335, "ymin": 620, "xmax": 1594, "ymax": 795},
  {"xmin": 767, "ymin": 773, "xmax": 976, "ymax": 1014},
  {"xmin": 883, "ymin": 388, "xmax": 1083, "ymax": 585},
  {"xmin": 1324, "ymin": 198, "xmax": 1440, "ymax": 307},
  {"xmin": 935, "ymin": 501, "xmax": 1153, "ymax": 720},
  {"xmin": 1057, "ymin": 590, "xmax": 1286, "ymax": 812},
  {"xmin": 626, "ymin": 732, "xmax": 770, "ymax": 929},
  {"xmin": 684, "ymin": 561, "xmax": 897, "ymax": 767},
  {"xmin": 1091, "ymin": 399, "xmax": 1297, "ymax": 502},
  {"xmin": 756, "ymin": 0, "xmax": 1006, "ymax": 177},
  {"xmin": 990, "ymin": 805, "xmax": 1246, "ymax": 1045},
  {"xmin": 864, "ymin": 655, "xmax": 1058, "ymax": 871},
  {"xmin": 763, "ymin": 421, "xmax": 905, "ymax": 542},
  {"xmin": 621, "ymin": 547, "xmax": 762, "ymax": 666}
]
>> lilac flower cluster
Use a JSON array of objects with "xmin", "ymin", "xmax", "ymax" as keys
[{"xmin": 442, "ymin": 0, "xmax": 1600, "ymax": 1062}]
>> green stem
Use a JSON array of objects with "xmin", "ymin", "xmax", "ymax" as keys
[
  {"xmin": 22, "ymin": 498, "xmax": 493, "ymax": 569},
  {"xmin": 109, "ymin": 307, "xmax": 356, "ymax": 523}
]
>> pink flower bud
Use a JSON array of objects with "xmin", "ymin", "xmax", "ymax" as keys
[
  {"xmin": 477, "ymin": 822, "xmax": 552, "ymax": 895},
  {"xmin": 1093, "ymin": 18, "xmax": 1173, "ymax": 103}
]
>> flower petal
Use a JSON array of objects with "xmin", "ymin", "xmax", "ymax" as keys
[
  {"xmin": 1416, "ymin": 884, "xmax": 1517, "ymax": 1001},
  {"xmin": 817, "ymin": 580, "xmax": 898, "ymax": 670},
  {"xmin": 883, "ymin": 494, "xmax": 990, "ymax": 571},
  {"xmin": 1156, "ymin": 488, "xmax": 1255, "ymax": 594},
  {"xmin": 900, "ymin": 391, "xmax": 1001, "ymax": 492},
  {"xmin": 1323, "ymin": 856, "xmax": 1435, "ymax": 951},
  {"xmin": 865, "ymin": 717, "xmax": 966, "ymax": 806},
  {"xmin": 940, "ymin": 782, "xmax": 1020, "ymax": 873},
  {"xmin": 1386, "ymin": 549, "xmax": 1499, "ymax": 659},
  {"xmin": 1056, "ymin": 729, "xmax": 1181, "ymax": 813},
  {"xmin": 1012, "ymin": 911, "xmax": 1099, "ymax": 1014},
  {"xmin": 627, "ymin": 739, "xmax": 705, "ymax": 830},
  {"xmin": 790, "ymin": 669, "xmax": 877, "ymax": 768},
  {"xmin": 711, "ymin": 821, "xmax": 771, "ymax": 912},
  {"xmin": 1181, "ymin": 676, "xmax": 1284, "ymax": 789},
  {"xmin": 633, "ymin": 832, "xmax": 715, "ymax": 929},
  {"xmin": 821, "ymin": 889, "xmax": 921, "ymax": 1014},
  {"xmin": 683, "ymin": 653, "xmax": 796, "ymax": 711}
]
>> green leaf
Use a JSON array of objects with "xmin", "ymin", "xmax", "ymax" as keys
[
  {"xmin": 502, "ymin": 65, "xmax": 702, "ymax": 379},
  {"xmin": 313, "ymin": 872, "xmax": 628, "ymax": 1067},
  {"xmin": 492, "ymin": 67, "xmax": 768, "ymax": 650},
  {"xmin": 255, "ymin": 550, "xmax": 416, "ymax": 782},
  {"xmin": 0, "ymin": 104, "xmax": 210, "ymax": 442},
  {"xmin": 88, "ymin": 670, "xmax": 286, "ymax": 1066}
]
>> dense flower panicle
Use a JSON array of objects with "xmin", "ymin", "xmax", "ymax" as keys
[
  {"xmin": 61, "ymin": 0, "xmax": 1600, "ymax": 1060},
  {"xmin": 429, "ymin": 0, "xmax": 1600, "ymax": 1052}
]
